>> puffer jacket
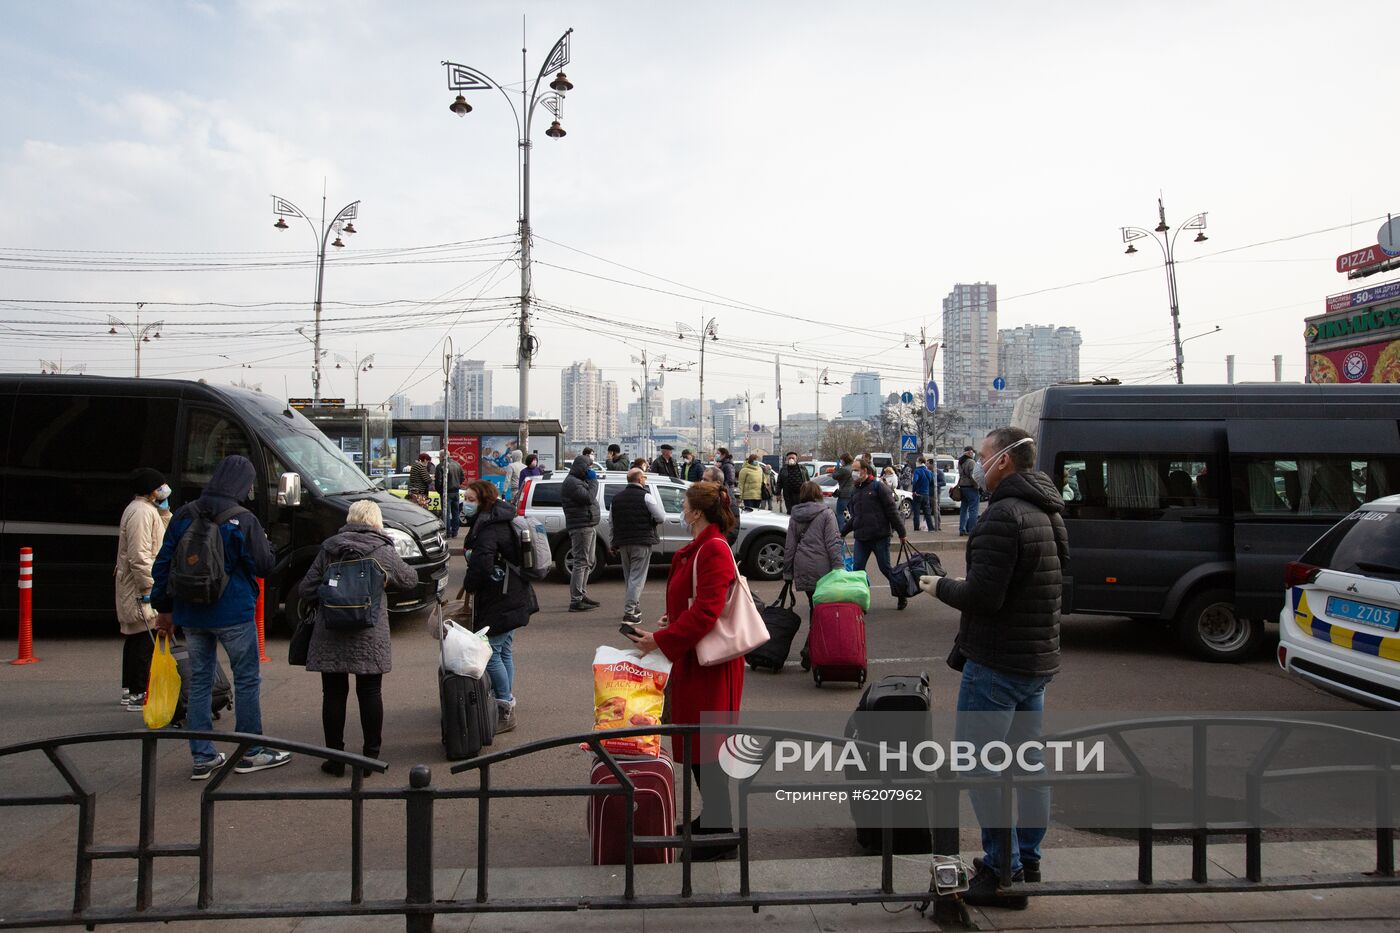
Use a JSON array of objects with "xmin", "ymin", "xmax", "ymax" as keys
[
  {"xmin": 738, "ymin": 461, "xmax": 765, "ymax": 501},
  {"xmin": 151, "ymin": 456, "xmax": 275, "ymax": 629},
  {"xmin": 463, "ymin": 500, "xmax": 537, "ymax": 635},
  {"xmin": 782, "ymin": 501, "xmax": 843, "ymax": 592},
  {"xmin": 717, "ymin": 455, "xmax": 737, "ymax": 489},
  {"xmin": 778, "ymin": 463, "xmax": 806, "ymax": 505},
  {"xmin": 115, "ymin": 497, "xmax": 165, "ymax": 635},
  {"xmin": 935, "ymin": 471, "xmax": 1068, "ymax": 678},
  {"xmin": 561, "ymin": 455, "xmax": 600, "ymax": 529},
  {"xmin": 833, "ymin": 463, "xmax": 854, "ymax": 498},
  {"xmin": 298, "ymin": 524, "xmax": 418, "ymax": 674},
  {"xmin": 842, "ymin": 477, "xmax": 906, "ymax": 543}
]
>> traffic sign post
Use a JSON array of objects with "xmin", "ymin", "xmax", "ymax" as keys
[
  {"xmin": 900, "ymin": 391, "xmax": 914, "ymax": 404},
  {"xmin": 993, "ymin": 376, "xmax": 1006, "ymax": 391},
  {"xmin": 925, "ymin": 380, "xmax": 939, "ymax": 414},
  {"xmin": 900, "ymin": 434, "xmax": 919, "ymax": 453}
]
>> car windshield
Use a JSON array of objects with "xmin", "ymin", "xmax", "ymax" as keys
[{"xmin": 254, "ymin": 408, "xmax": 374, "ymax": 496}]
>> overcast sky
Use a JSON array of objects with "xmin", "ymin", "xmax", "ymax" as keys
[{"xmin": 2, "ymin": 0, "xmax": 1396, "ymax": 418}]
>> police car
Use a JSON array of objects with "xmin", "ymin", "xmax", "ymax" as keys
[{"xmin": 1280, "ymin": 495, "xmax": 1400, "ymax": 709}]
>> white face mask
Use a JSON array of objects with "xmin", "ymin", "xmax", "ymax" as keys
[
  {"xmin": 985, "ymin": 436, "xmax": 1034, "ymax": 471},
  {"xmin": 154, "ymin": 484, "xmax": 171, "ymax": 501}
]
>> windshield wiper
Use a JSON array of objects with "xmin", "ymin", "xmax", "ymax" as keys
[{"xmin": 1355, "ymin": 560, "xmax": 1400, "ymax": 575}]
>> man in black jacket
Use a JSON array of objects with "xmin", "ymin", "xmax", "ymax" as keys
[
  {"xmin": 922, "ymin": 426, "xmax": 1067, "ymax": 909},
  {"xmin": 832, "ymin": 454, "xmax": 855, "ymax": 533},
  {"xmin": 841, "ymin": 458, "xmax": 909, "ymax": 610},
  {"xmin": 604, "ymin": 444, "xmax": 630, "ymax": 473},
  {"xmin": 650, "ymin": 444, "xmax": 679, "ymax": 479},
  {"xmin": 611, "ymin": 469, "xmax": 665, "ymax": 623},
  {"xmin": 777, "ymin": 452, "xmax": 805, "ymax": 514},
  {"xmin": 679, "ymin": 449, "xmax": 703, "ymax": 482},
  {"xmin": 435, "ymin": 452, "xmax": 465, "ymax": 538},
  {"xmin": 561, "ymin": 452, "xmax": 602, "ymax": 612}
]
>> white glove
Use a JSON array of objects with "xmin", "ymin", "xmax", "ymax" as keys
[{"xmin": 918, "ymin": 575, "xmax": 939, "ymax": 595}]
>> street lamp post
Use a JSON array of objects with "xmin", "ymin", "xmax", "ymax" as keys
[
  {"xmin": 1121, "ymin": 197, "xmax": 1208, "ymax": 385},
  {"xmin": 334, "ymin": 351, "xmax": 376, "ymax": 411},
  {"xmin": 39, "ymin": 357, "xmax": 86, "ymax": 375},
  {"xmin": 271, "ymin": 192, "xmax": 360, "ymax": 406},
  {"xmin": 677, "ymin": 316, "xmax": 719, "ymax": 456},
  {"xmin": 107, "ymin": 303, "xmax": 163, "ymax": 377},
  {"xmin": 443, "ymin": 28, "xmax": 575, "ymax": 457}
]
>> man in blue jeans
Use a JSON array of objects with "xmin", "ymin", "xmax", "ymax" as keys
[
  {"xmin": 153, "ymin": 455, "xmax": 287, "ymax": 781},
  {"xmin": 956, "ymin": 446, "xmax": 982, "ymax": 535},
  {"xmin": 910, "ymin": 457, "xmax": 937, "ymax": 532},
  {"xmin": 922, "ymin": 427, "xmax": 1067, "ymax": 910},
  {"xmin": 841, "ymin": 457, "xmax": 909, "ymax": 611}
]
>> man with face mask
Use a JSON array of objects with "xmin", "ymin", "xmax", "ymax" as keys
[
  {"xmin": 777, "ymin": 452, "xmax": 806, "ymax": 514},
  {"xmin": 152, "ymin": 455, "xmax": 282, "ymax": 780},
  {"xmin": 561, "ymin": 450, "xmax": 602, "ymax": 612},
  {"xmin": 680, "ymin": 449, "xmax": 703, "ymax": 483},
  {"xmin": 921, "ymin": 426, "xmax": 1067, "ymax": 909},
  {"xmin": 840, "ymin": 457, "xmax": 909, "ymax": 610}
]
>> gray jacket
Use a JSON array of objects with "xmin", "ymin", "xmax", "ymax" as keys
[
  {"xmin": 298, "ymin": 524, "xmax": 418, "ymax": 675},
  {"xmin": 782, "ymin": 501, "xmax": 843, "ymax": 592}
]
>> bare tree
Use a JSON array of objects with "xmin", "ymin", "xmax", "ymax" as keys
[
  {"xmin": 931, "ymin": 407, "xmax": 967, "ymax": 454},
  {"xmin": 818, "ymin": 421, "xmax": 872, "ymax": 460}
]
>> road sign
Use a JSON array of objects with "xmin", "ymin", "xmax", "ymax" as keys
[
  {"xmin": 900, "ymin": 434, "xmax": 919, "ymax": 453},
  {"xmin": 993, "ymin": 376, "xmax": 1006, "ymax": 391},
  {"xmin": 925, "ymin": 380, "xmax": 939, "ymax": 414},
  {"xmin": 751, "ymin": 423, "xmax": 762, "ymax": 433},
  {"xmin": 900, "ymin": 391, "xmax": 914, "ymax": 404}
]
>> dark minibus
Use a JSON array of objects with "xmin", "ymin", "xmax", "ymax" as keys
[
  {"xmin": 1012, "ymin": 383, "xmax": 1400, "ymax": 661},
  {"xmin": 0, "ymin": 375, "xmax": 450, "ymax": 627}
]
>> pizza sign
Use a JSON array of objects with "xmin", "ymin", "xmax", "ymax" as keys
[
  {"xmin": 1336, "ymin": 244, "xmax": 1389, "ymax": 274},
  {"xmin": 1308, "ymin": 339, "xmax": 1400, "ymax": 384}
]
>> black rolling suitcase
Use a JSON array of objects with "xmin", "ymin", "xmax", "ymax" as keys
[
  {"xmin": 438, "ymin": 605, "xmax": 497, "ymax": 761},
  {"xmin": 747, "ymin": 582, "xmax": 802, "ymax": 672},
  {"xmin": 170, "ymin": 634, "xmax": 234, "ymax": 727},
  {"xmin": 847, "ymin": 672, "xmax": 933, "ymax": 854}
]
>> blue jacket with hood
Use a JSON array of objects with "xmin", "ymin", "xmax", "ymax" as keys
[{"xmin": 151, "ymin": 455, "xmax": 276, "ymax": 628}]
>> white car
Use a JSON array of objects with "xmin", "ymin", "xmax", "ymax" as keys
[
  {"xmin": 1279, "ymin": 495, "xmax": 1400, "ymax": 709},
  {"xmin": 518, "ymin": 471, "xmax": 790, "ymax": 583}
]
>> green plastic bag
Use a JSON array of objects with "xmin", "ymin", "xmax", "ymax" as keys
[
  {"xmin": 811, "ymin": 569, "xmax": 871, "ymax": 611},
  {"xmin": 143, "ymin": 633, "xmax": 181, "ymax": 730}
]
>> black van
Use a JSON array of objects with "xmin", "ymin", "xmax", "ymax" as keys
[
  {"xmin": 0, "ymin": 375, "xmax": 450, "ymax": 626},
  {"xmin": 1012, "ymin": 384, "xmax": 1400, "ymax": 661}
]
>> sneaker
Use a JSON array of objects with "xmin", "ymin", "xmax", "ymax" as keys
[
  {"xmin": 580, "ymin": 596, "xmax": 601, "ymax": 608},
  {"xmin": 1022, "ymin": 858, "xmax": 1041, "ymax": 883},
  {"xmin": 234, "ymin": 749, "xmax": 292, "ymax": 774},
  {"xmin": 897, "ymin": 597, "xmax": 908, "ymax": 611},
  {"xmin": 120, "ymin": 688, "xmax": 131, "ymax": 706},
  {"xmin": 190, "ymin": 753, "xmax": 228, "ymax": 781},
  {"xmin": 622, "ymin": 611, "xmax": 642, "ymax": 624},
  {"xmin": 963, "ymin": 858, "xmax": 1028, "ymax": 910},
  {"xmin": 569, "ymin": 601, "xmax": 597, "ymax": 613},
  {"xmin": 125, "ymin": 693, "xmax": 147, "ymax": 711},
  {"xmin": 496, "ymin": 700, "xmax": 517, "ymax": 734}
]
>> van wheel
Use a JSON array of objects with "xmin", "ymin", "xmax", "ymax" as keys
[
  {"xmin": 1176, "ymin": 589, "xmax": 1264, "ymax": 662},
  {"xmin": 557, "ymin": 537, "xmax": 605, "ymax": 584}
]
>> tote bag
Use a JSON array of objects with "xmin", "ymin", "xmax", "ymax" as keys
[{"xmin": 693, "ymin": 541, "xmax": 770, "ymax": 667}]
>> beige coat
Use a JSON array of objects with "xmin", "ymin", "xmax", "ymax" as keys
[{"xmin": 115, "ymin": 497, "xmax": 165, "ymax": 635}]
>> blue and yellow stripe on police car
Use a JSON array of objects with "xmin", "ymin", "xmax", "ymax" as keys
[{"xmin": 1292, "ymin": 587, "xmax": 1400, "ymax": 662}]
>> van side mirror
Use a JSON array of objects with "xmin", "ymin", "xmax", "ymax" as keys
[{"xmin": 278, "ymin": 472, "xmax": 303, "ymax": 508}]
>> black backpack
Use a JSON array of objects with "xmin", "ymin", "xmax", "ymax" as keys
[
  {"xmin": 318, "ymin": 549, "xmax": 386, "ymax": 632},
  {"xmin": 168, "ymin": 506, "xmax": 247, "ymax": 605}
]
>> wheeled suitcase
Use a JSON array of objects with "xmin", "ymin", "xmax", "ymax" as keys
[
  {"xmin": 439, "ymin": 664, "xmax": 496, "ymax": 760},
  {"xmin": 848, "ymin": 673, "xmax": 933, "ymax": 854},
  {"xmin": 170, "ymin": 636, "xmax": 233, "ymax": 727},
  {"xmin": 588, "ymin": 750, "xmax": 676, "ymax": 865},
  {"xmin": 809, "ymin": 601, "xmax": 867, "ymax": 686},
  {"xmin": 747, "ymin": 582, "xmax": 802, "ymax": 672}
]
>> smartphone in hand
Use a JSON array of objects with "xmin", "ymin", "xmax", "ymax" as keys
[{"xmin": 619, "ymin": 623, "xmax": 640, "ymax": 640}]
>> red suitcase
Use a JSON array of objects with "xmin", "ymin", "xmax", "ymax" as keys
[
  {"xmin": 588, "ymin": 750, "xmax": 676, "ymax": 865},
  {"xmin": 809, "ymin": 601, "xmax": 867, "ymax": 686}
]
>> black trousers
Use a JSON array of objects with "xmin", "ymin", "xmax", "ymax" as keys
[
  {"xmin": 321, "ymin": 673, "xmax": 384, "ymax": 754},
  {"xmin": 122, "ymin": 632, "xmax": 154, "ymax": 695},
  {"xmin": 691, "ymin": 763, "xmax": 734, "ymax": 830}
]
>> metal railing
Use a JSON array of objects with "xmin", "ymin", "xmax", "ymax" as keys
[{"xmin": 0, "ymin": 717, "xmax": 1396, "ymax": 931}]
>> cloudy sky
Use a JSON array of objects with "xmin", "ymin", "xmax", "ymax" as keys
[{"xmin": 2, "ymin": 0, "xmax": 1396, "ymax": 418}]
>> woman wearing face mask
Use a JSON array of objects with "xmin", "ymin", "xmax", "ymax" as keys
[
  {"xmin": 777, "ymin": 452, "xmax": 806, "ymax": 514},
  {"xmin": 461, "ymin": 480, "xmax": 538, "ymax": 734},
  {"xmin": 115, "ymin": 469, "xmax": 171, "ymax": 711},
  {"xmin": 627, "ymin": 481, "xmax": 744, "ymax": 858},
  {"xmin": 738, "ymin": 454, "xmax": 764, "ymax": 511}
]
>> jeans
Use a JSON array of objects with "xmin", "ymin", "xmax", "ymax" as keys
[
  {"xmin": 445, "ymin": 491, "xmax": 460, "ymax": 537},
  {"xmin": 851, "ymin": 537, "xmax": 895, "ymax": 586},
  {"xmin": 959, "ymin": 492, "xmax": 981, "ymax": 534},
  {"xmin": 569, "ymin": 526, "xmax": 597, "ymax": 601},
  {"xmin": 320, "ymin": 672, "xmax": 383, "ymax": 754},
  {"xmin": 185, "ymin": 623, "xmax": 264, "ymax": 763},
  {"xmin": 955, "ymin": 660, "xmax": 1052, "ymax": 876},
  {"xmin": 835, "ymin": 497, "xmax": 851, "ymax": 534},
  {"xmin": 485, "ymin": 630, "xmax": 515, "ymax": 703},
  {"xmin": 911, "ymin": 493, "xmax": 936, "ymax": 532},
  {"xmin": 743, "ymin": 499, "xmax": 760, "ymax": 511},
  {"xmin": 619, "ymin": 544, "xmax": 652, "ymax": 618}
]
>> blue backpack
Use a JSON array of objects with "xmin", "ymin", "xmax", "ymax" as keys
[{"xmin": 318, "ymin": 549, "xmax": 386, "ymax": 631}]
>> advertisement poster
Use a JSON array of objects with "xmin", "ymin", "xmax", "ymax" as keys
[
  {"xmin": 447, "ymin": 435, "xmax": 480, "ymax": 482},
  {"xmin": 1306, "ymin": 339, "xmax": 1400, "ymax": 384},
  {"xmin": 479, "ymin": 436, "xmax": 523, "ymax": 484},
  {"xmin": 369, "ymin": 437, "xmax": 397, "ymax": 476}
]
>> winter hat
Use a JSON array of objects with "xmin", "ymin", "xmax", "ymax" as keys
[{"xmin": 129, "ymin": 467, "xmax": 167, "ymax": 496}]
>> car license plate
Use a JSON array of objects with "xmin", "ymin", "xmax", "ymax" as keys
[
  {"xmin": 436, "ymin": 575, "xmax": 449, "ymax": 593},
  {"xmin": 1326, "ymin": 596, "xmax": 1400, "ymax": 632}
]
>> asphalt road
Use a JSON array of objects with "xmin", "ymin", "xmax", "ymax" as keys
[{"xmin": 0, "ymin": 549, "xmax": 1362, "ymax": 894}]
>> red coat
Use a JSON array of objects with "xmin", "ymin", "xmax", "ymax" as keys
[{"xmin": 653, "ymin": 524, "xmax": 745, "ymax": 764}]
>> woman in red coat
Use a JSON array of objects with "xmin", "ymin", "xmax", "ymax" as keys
[{"xmin": 628, "ymin": 481, "xmax": 743, "ymax": 856}]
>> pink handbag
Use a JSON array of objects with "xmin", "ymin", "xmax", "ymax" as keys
[{"xmin": 691, "ymin": 541, "xmax": 770, "ymax": 666}]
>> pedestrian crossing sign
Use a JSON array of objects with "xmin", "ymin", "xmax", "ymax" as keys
[{"xmin": 900, "ymin": 434, "xmax": 919, "ymax": 452}]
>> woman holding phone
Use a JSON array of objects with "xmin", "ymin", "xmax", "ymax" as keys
[{"xmin": 626, "ymin": 481, "xmax": 743, "ymax": 859}]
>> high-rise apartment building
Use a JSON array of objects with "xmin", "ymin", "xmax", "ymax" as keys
[
  {"xmin": 840, "ymin": 371, "xmax": 883, "ymax": 420},
  {"xmin": 997, "ymin": 325, "xmax": 1082, "ymax": 395},
  {"xmin": 561, "ymin": 360, "xmax": 619, "ymax": 448},
  {"xmin": 449, "ymin": 359, "xmax": 492, "ymax": 419},
  {"xmin": 941, "ymin": 282, "xmax": 999, "ymax": 409},
  {"xmin": 388, "ymin": 394, "xmax": 412, "ymax": 419}
]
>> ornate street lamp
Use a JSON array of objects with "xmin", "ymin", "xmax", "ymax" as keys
[{"xmin": 1120, "ymin": 197, "xmax": 1209, "ymax": 385}]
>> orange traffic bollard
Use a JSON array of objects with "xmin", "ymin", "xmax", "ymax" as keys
[
  {"xmin": 11, "ymin": 548, "xmax": 39, "ymax": 665},
  {"xmin": 256, "ymin": 578, "xmax": 270, "ymax": 663}
]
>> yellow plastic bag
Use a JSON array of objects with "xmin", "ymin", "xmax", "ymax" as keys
[{"xmin": 143, "ymin": 633, "xmax": 181, "ymax": 730}]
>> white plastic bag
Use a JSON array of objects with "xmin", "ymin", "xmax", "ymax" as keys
[{"xmin": 441, "ymin": 620, "xmax": 493, "ymax": 678}]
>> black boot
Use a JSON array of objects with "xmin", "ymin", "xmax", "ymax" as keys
[{"xmin": 321, "ymin": 743, "xmax": 345, "ymax": 777}]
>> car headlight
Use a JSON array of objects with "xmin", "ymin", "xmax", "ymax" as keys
[{"xmin": 385, "ymin": 526, "xmax": 423, "ymax": 559}]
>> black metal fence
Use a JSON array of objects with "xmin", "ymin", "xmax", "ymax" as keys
[{"xmin": 0, "ymin": 717, "xmax": 1396, "ymax": 931}]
